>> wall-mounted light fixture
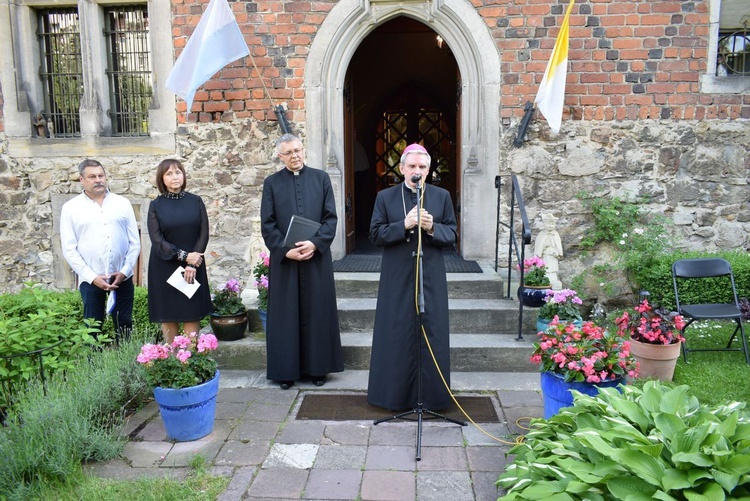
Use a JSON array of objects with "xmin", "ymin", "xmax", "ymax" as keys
[{"xmin": 436, "ymin": 35, "xmax": 444, "ymax": 49}]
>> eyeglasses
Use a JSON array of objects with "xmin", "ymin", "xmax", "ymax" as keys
[{"xmin": 279, "ymin": 148, "xmax": 304, "ymax": 157}]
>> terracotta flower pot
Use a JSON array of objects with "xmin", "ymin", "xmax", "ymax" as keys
[{"xmin": 629, "ymin": 338, "xmax": 681, "ymax": 381}]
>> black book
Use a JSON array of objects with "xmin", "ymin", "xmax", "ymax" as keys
[{"xmin": 283, "ymin": 215, "xmax": 321, "ymax": 248}]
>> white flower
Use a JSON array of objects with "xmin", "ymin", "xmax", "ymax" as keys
[
  {"xmin": 619, "ymin": 240, "xmax": 626, "ymax": 245},
  {"xmin": 622, "ymin": 233, "xmax": 628, "ymax": 238},
  {"xmin": 634, "ymin": 228, "xmax": 644, "ymax": 235}
]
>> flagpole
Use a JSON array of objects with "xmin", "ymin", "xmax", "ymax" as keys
[{"xmin": 246, "ymin": 49, "xmax": 291, "ymax": 133}]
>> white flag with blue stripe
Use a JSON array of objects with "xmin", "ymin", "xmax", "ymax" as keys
[{"xmin": 165, "ymin": 0, "xmax": 249, "ymax": 112}]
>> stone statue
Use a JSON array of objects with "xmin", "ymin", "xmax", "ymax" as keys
[
  {"xmin": 33, "ymin": 113, "xmax": 47, "ymax": 137},
  {"xmin": 534, "ymin": 212, "xmax": 563, "ymax": 289}
]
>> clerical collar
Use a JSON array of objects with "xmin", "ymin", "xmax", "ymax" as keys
[{"xmin": 403, "ymin": 182, "xmax": 418, "ymax": 194}]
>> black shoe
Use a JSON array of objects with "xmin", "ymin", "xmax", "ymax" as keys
[
  {"xmin": 280, "ymin": 381, "xmax": 294, "ymax": 390},
  {"xmin": 312, "ymin": 376, "xmax": 326, "ymax": 386}
]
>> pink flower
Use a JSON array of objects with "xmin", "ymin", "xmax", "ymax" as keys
[
  {"xmin": 176, "ymin": 349, "xmax": 191, "ymax": 364},
  {"xmin": 197, "ymin": 333, "xmax": 219, "ymax": 353},
  {"xmin": 173, "ymin": 335, "xmax": 191, "ymax": 350}
]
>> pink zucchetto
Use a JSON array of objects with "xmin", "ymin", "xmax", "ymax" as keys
[{"xmin": 402, "ymin": 143, "xmax": 428, "ymax": 156}]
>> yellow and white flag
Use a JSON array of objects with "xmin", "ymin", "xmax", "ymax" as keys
[{"xmin": 534, "ymin": 0, "xmax": 575, "ymax": 135}]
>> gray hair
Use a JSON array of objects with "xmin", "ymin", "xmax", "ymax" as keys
[
  {"xmin": 400, "ymin": 149, "xmax": 431, "ymax": 167},
  {"xmin": 77, "ymin": 159, "xmax": 105, "ymax": 177},
  {"xmin": 275, "ymin": 133, "xmax": 302, "ymax": 154}
]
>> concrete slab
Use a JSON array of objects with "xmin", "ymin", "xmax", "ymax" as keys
[
  {"xmin": 361, "ymin": 470, "xmax": 416, "ymax": 501},
  {"xmin": 417, "ymin": 471, "xmax": 474, "ymax": 501},
  {"xmin": 263, "ymin": 443, "xmax": 319, "ymax": 469},
  {"xmin": 313, "ymin": 444, "xmax": 367, "ymax": 470},
  {"xmin": 304, "ymin": 469, "xmax": 362, "ymax": 500}
]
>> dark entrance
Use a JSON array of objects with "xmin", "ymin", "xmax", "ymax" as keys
[{"xmin": 344, "ymin": 17, "xmax": 460, "ymax": 254}]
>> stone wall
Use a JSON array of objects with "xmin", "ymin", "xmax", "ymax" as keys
[
  {"xmin": 0, "ymin": 119, "xmax": 288, "ymax": 294},
  {"xmin": 505, "ymin": 118, "xmax": 750, "ymax": 294},
  {"xmin": 0, "ymin": 116, "xmax": 747, "ymax": 295}
]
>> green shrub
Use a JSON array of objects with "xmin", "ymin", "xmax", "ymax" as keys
[
  {"xmin": 635, "ymin": 250, "xmax": 750, "ymax": 309},
  {"xmin": 0, "ymin": 332, "xmax": 152, "ymax": 500},
  {"xmin": 575, "ymin": 192, "xmax": 676, "ymax": 299},
  {"xmin": 0, "ymin": 284, "xmax": 104, "ymax": 409},
  {"xmin": 498, "ymin": 381, "xmax": 750, "ymax": 500}
]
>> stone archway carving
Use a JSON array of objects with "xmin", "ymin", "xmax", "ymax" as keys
[{"xmin": 306, "ymin": 0, "xmax": 501, "ymax": 261}]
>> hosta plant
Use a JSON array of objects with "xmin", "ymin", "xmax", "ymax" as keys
[{"xmin": 497, "ymin": 381, "xmax": 750, "ymax": 500}]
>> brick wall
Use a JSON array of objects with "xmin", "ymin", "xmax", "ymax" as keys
[
  {"xmin": 172, "ymin": 0, "xmax": 336, "ymax": 124},
  {"xmin": 488, "ymin": 0, "xmax": 749, "ymax": 122},
  {"xmin": 171, "ymin": 0, "xmax": 748, "ymax": 125}
]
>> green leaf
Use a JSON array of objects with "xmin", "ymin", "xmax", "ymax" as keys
[
  {"xmin": 606, "ymin": 475, "xmax": 656, "ymax": 499},
  {"xmin": 684, "ymin": 481, "xmax": 726, "ymax": 501},
  {"xmin": 661, "ymin": 467, "xmax": 694, "ymax": 491},
  {"xmin": 710, "ymin": 469, "xmax": 739, "ymax": 492},
  {"xmin": 717, "ymin": 454, "xmax": 750, "ymax": 475},
  {"xmin": 672, "ymin": 452, "xmax": 715, "ymax": 468},
  {"xmin": 513, "ymin": 480, "xmax": 567, "ymax": 499},
  {"xmin": 607, "ymin": 397, "xmax": 651, "ymax": 430},
  {"xmin": 654, "ymin": 412, "xmax": 687, "ymax": 443}
]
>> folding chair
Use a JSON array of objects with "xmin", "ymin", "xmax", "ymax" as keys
[{"xmin": 672, "ymin": 258, "xmax": 750, "ymax": 365}]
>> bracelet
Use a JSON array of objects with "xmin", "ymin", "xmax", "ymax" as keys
[{"xmin": 177, "ymin": 249, "xmax": 188, "ymax": 262}]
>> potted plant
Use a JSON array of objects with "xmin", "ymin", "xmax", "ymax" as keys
[
  {"xmin": 210, "ymin": 278, "xmax": 248, "ymax": 341},
  {"xmin": 516, "ymin": 255, "xmax": 552, "ymax": 307},
  {"xmin": 498, "ymin": 381, "xmax": 750, "ymax": 500},
  {"xmin": 615, "ymin": 299, "xmax": 685, "ymax": 381},
  {"xmin": 530, "ymin": 318, "xmax": 638, "ymax": 418},
  {"xmin": 536, "ymin": 288, "xmax": 583, "ymax": 332},
  {"xmin": 136, "ymin": 332, "xmax": 220, "ymax": 441},
  {"xmin": 252, "ymin": 251, "xmax": 270, "ymax": 333}
]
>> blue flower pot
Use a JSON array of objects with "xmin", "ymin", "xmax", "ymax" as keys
[
  {"xmin": 540, "ymin": 371, "xmax": 622, "ymax": 419},
  {"xmin": 258, "ymin": 309, "xmax": 267, "ymax": 334},
  {"xmin": 518, "ymin": 285, "xmax": 551, "ymax": 308},
  {"xmin": 153, "ymin": 370, "xmax": 220, "ymax": 441}
]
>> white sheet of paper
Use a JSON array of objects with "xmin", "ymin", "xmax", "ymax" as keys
[
  {"xmin": 167, "ymin": 266, "xmax": 201, "ymax": 299},
  {"xmin": 106, "ymin": 291, "xmax": 115, "ymax": 314}
]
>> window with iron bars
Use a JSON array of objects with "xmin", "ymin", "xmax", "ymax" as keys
[
  {"xmin": 717, "ymin": 27, "xmax": 749, "ymax": 76},
  {"xmin": 104, "ymin": 5, "xmax": 152, "ymax": 137},
  {"xmin": 38, "ymin": 9, "xmax": 83, "ymax": 138},
  {"xmin": 36, "ymin": 5, "xmax": 152, "ymax": 138}
]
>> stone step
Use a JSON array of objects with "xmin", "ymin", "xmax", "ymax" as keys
[
  {"xmin": 336, "ymin": 297, "xmax": 536, "ymax": 334},
  {"xmin": 334, "ymin": 263, "xmax": 511, "ymax": 300},
  {"xmin": 214, "ymin": 331, "xmax": 538, "ymax": 373}
]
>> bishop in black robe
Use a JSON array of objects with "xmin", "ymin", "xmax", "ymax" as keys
[
  {"xmin": 260, "ymin": 137, "xmax": 344, "ymax": 387},
  {"xmin": 367, "ymin": 174, "xmax": 457, "ymax": 411}
]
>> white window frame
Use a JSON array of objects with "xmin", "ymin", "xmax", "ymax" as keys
[
  {"xmin": 701, "ymin": 0, "xmax": 750, "ymax": 94},
  {"xmin": 0, "ymin": 0, "xmax": 175, "ymax": 158}
]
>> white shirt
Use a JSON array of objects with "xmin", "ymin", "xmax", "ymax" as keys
[{"xmin": 59, "ymin": 191, "xmax": 141, "ymax": 285}]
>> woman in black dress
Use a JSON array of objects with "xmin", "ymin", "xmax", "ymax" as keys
[{"xmin": 147, "ymin": 159, "xmax": 212, "ymax": 343}]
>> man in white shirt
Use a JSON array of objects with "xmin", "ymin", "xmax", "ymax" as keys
[{"xmin": 60, "ymin": 159, "xmax": 141, "ymax": 342}]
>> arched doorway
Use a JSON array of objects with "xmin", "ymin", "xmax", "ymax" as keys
[
  {"xmin": 345, "ymin": 17, "xmax": 459, "ymax": 253},
  {"xmin": 305, "ymin": 0, "xmax": 502, "ymax": 262}
]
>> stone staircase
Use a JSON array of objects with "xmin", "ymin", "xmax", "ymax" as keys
[{"xmin": 214, "ymin": 263, "xmax": 539, "ymax": 374}]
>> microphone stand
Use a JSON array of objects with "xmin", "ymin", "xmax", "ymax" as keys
[{"xmin": 373, "ymin": 178, "xmax": 465, "ymax": 461}]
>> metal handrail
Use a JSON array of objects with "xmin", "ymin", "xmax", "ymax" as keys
[
  {"xmin": 494, "ymin": 174, "xmax": 532, "ymax": 340},
  {"xmin": 0, "ymin": 338, "xmax": 66, "ymax": 407}
]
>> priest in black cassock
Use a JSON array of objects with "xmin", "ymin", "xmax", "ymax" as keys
[
  {"xmin": 260, "ymin": 133, "xmax": 344, "ymax": 389},
  {"xmin": 367, "ymin": 143, "xmax": 457, "ymax": 411}
]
